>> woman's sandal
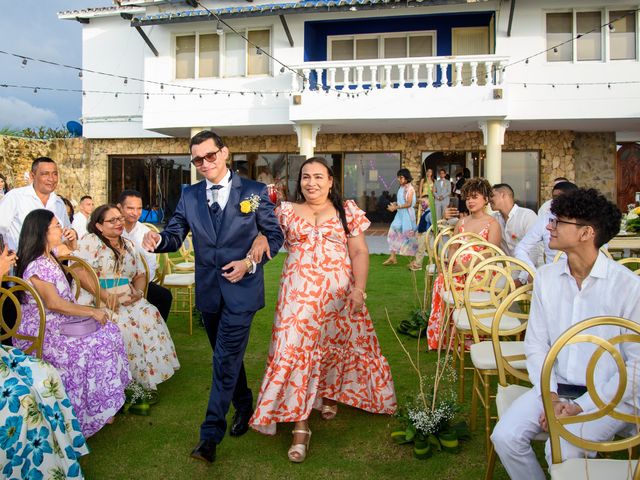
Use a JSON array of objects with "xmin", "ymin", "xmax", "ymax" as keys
[
  {"xmin": 321, "ymin": 404, "xmax": 338, "ymax": 420},
  {"xmin": 382, "ymin": 258, "xmax": 397, "ymax": 266},
  {"xmin": 288, "ymin": 429, "xmax": 312, "ymax": 463}
]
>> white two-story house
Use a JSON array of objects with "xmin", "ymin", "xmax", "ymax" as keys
[{"xmin": 59, "ymin": 0, "xmax": 640, "ymax": 221}]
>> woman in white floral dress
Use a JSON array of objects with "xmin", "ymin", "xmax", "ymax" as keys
[{"xmin": 75, "ymin": 205, "xmax": 180, "ymax": 390}]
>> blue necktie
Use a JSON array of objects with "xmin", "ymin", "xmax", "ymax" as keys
[{"xmin": 209, "ymin": 184, "xmax": 223, "ymax": 232}]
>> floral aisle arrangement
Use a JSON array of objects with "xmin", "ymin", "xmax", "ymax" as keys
[
  {"xmin": 622, "ymin": 206, "xmax": 640, "ymax": 233},
  {"xmin": 387, "ymin": 312, "xmax": 469, "ymax": 459},
  {"xmin": 120, "ymin": 383, "xmax": 158, "ymax": 416}
]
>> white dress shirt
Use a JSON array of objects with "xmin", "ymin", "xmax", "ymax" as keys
[
  {"xmin": 493, "ymin": 204, "xmax": 538, "ymax": 256},
  {"xmin": 524, "ymin": 252, "xmax": 640, "ymax": 413},
  {"xmin": 537, "ymin": 198, "xmax": 552, "ymax": 218},
  {"xmin": 514, "ymin": 210, "xmax": 556, "ymax": 281},
  {"xmin": 205, "ymin": 170, "xmax": 232, "ymax": 210},
  {"xmin": 71, "ymin": 212, "xmax": 89, "ymax": 239},
  {"xmin": 0, "ymin": 185, "xmax": 70, "ymax": 250},
  {"xmin": 122, "ymin": 221, "xmax": 158, "ymax": 279}
]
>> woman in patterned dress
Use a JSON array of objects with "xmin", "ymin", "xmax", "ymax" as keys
[
  {"xmin": 383, "ymin": 168, "xmax": 418, "ymax": 265},
  {"xmin": 74, "ymin": 205, "xmax": 179, "ymax": 391},
  {"xmin": 249, "ymin": 157, "xmax": 396, "ymax": 463},
  {"xmin": 426, "ymin": 178, "xmax": 502, "ymax": 350},
  {"xmin": 14, "ymin": 209, "xmax": 130, "ymax": 438}
]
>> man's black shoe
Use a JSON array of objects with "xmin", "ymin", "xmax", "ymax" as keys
[
  {"xmin": 190, "ymin": 439, "xmax": 217, "ymax": 463},
  {"xmin": 229, "ymin": 410, "xmax": 252, "ymax": 437}
]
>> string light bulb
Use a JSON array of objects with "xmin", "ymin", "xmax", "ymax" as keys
[
  {"xmin": 78, "ymin": 70, "xmax": 83, "ymax": 78},
  {"xmin": 124, "ymin": 77, "xmax": 128, "ymax": 85},
  {"xmin": 609, "ymin": 23, "xmax": 616, "ymax": 32},
  {"xmin": 21, "ymin": 58, "xmax": 27, "ymax": 67},
  {"xmin": 216, "ymin": 21, "xmax": 223, "ymax": 36}
]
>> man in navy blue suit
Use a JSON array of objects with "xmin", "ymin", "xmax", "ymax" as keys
[{"xmin": 142, "ymin": 130, "xmax": 284, "ymax": 463}]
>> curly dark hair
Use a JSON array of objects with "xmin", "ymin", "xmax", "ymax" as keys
[
  {"xmin": 460, "ymin": 177, "xmax": 492, "ymax": 200},
  {"xmin": 550, "ymin": 188, "xmax": 621, "ymax": 248}
]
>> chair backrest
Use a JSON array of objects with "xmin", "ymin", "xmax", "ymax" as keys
[
  {"xmin": 0, "ymin": 276, "xmax": 46, "ymax": 358},
  {"xmin": 439, "ymin": 231, "xmax": 486, "ymax": 284},
  {"xmin": 465, "ymin": 255, "xmax": 535, "ymax": 342},
  {"xmin": 553, "ymin": 247, "xmax": 613, "ymax": 263},
  {"xmin": 424, "ymin": 224, "xmax": 437, "ymax": 265},
  {"xmin": 179, "ymin": 232, "xmax": 195, "ymax": 262},
  {"xmin": 432, "ymin": 225, "xmax": 454, "ymax": 274},
  {"xmin": 618, "ymin": 257, "xmax": 640, "ymax": 275},
  {"xmin": 446, "ymin": 238, "xmax": 504, "ymax": 308},
  {"xmin": 541, "ymin": 316, "xmax": 640, "ymax": 468},
  {"xmin": 142, "ymin": 222, "xmax": 160, "ymax": 233},
  {"xmin": 491, "ymin": 283, "xmax": 533, "ymax": 387},
  {"xmin": 57, "ymin": 255, "xmax": 101, "ymax": 308}
]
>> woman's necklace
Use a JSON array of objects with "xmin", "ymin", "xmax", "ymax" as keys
[{"xmin": 307, "ymin": 200, "xmax": 332, "ymax": 216}]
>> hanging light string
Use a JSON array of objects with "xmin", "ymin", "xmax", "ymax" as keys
[{"xmin": 1, "ymin": 7, "xmax": 639, "ymax": 93}]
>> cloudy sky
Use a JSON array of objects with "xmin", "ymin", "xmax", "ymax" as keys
[{"xmin": 0, "ymin": 1, "xmax": 110, "ymax": 130}]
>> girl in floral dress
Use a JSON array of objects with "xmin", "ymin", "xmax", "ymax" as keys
[
  {"xmin": 426, "ymin": 178, "xmax": 502, "ymax": 350},
  {"xmin": 15, "ymin": 209, "xmax": 130, "ymax": 437},
  {"xmin": 75, "ymin": 205, "xmax": 179, "ymax": 391},
  {"xmin": 383, "ymin": 168, "xmax": 418, "ymax": 265},
  {"xmin": 249, "ymin": 158, "xmax": 396, "ymax": 463}
]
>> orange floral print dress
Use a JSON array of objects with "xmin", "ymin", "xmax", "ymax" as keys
[
  {"xmin": 250, "ymin": 200, "xmax": 397, "ymax": 435},
  {"xmin": 426, "ymin": 219, "xmax": 491, "ymax": 350}
]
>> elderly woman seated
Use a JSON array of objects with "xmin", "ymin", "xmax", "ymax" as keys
[
  {"xmin": 74, "ymin": 204, "xmax": 180, "ymax": 392},
  {"xmin": 14, "ymin": 209, "xmax": 130, "ymax": 438}
]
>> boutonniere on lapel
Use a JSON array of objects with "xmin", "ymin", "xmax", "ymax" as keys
[{"xmin": 239, "ymin": 194, "xmax": 261, "ymax": 214}]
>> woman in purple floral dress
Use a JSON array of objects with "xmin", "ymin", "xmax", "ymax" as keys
[{"xmin": 15, "ymin": 209, "xmax": 131, "ymax": 438}]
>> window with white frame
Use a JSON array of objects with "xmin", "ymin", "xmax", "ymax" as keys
[
  {"xmin": 328, "ymin": 31, "xmax": 436, "ymax": 83},
  {"xmin": 610, "ymin": 10, "xmax": 637, "ymax": 60},
  {"xmin": 546, "ymin": 9, "xmax": 638, "ymax": 62},
  {"xmin": 175, "ymin": 29, "xmax": 271, "ymax": 79}
]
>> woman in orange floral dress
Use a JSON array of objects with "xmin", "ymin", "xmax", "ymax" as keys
[
  {"xmin": 426, "ymin": 178, "xmax": 501, "ymax": 350},
  {"xmin": 248, "ymin": 157, "xmax": 397, "ymax": 462}
]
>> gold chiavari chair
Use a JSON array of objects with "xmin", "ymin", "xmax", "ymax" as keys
[
  {"xmin": 444, "ymin": 238, "xmax": 505, "ymax": 402},
  {"xmin": 170, "ymin": 232, "xmax": 195, "ymax": 273},
  {"xmin": 142, "ymin": 222, "xmax": 160, "ymax": 233},
  {"xmin": 0, "ymin": 276, "xmax": 47, "ymax": 358},
  {"xmin": 485, "ymin": 284, "xmax": 548, "ymax": 480},
  {"xmin": 58, "ymin": 255, "xmax": 102, "ymax": 307},
  {"xmin": 618, "ymin": 257, "xmax": 640, "ymax": 275},
  {"xmin": 541, "ymin": 316, "xmax": 640, "ymax": 480},
  {"xmin": 432, "ymin": 225, "xmax": 454, "ymax": 275},
  {"xmin": 465, "ymin": 255, "xmax": 535, "ymax": 452},
  {"xmin": 158, "ymin": 252, "xmax": 196, "ymax": 335}
]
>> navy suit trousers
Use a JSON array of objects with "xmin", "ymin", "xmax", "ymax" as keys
[{"xmin": 200, "ymin": 302, "xmax": 254, "ymax": 443}]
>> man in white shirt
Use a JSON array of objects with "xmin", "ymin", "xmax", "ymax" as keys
[
  {"xmin": 0, "ymin": 157, "xmax": 75, "ymax": 251},
  {"xmin": 434, "ymin": 168, "xmax": 452, "ymax": 220},
  {"xmin": 118, "ymin": 190, "xmax": 173, "ymax": 322},
  {"xmin": 537, "ymin": 176, "xmax": 569, "ymax": 219},
  {"xmin": 71, "ymin": 195, "xmax": 94, "ymax": 239},
  {"xmin": 489, "ymin": 183, "xmax": 538, "ymax": 257},
  {"xmin": 514, "ymin": 181, "xmax": 578, "ymax": 279},
  {"xmin": 491, "ymin": 188, "xmax": 640, "ymax": 480}
]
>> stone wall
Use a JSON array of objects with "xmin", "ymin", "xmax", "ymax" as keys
[
  {"xmin": 573, "ymin": 132, "xmax": 617, "ymax": 201},
  {"xmin": 0, "ymin": 129, "xmax": 616, "ymax": 207}
]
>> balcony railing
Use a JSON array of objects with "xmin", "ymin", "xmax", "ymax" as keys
[{"xmin": 290, "ymin": 55, "xmax": 509, "ymax": 92}]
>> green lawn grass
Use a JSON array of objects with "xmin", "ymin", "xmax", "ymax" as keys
[{"xmin": 79, "ymin": 254, "xmax": 515, "ymax": 479}]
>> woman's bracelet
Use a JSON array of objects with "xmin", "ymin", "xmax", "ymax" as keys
[{"xmin": 353, "ymin": 287, "xmax": 367, "ymax": 300}]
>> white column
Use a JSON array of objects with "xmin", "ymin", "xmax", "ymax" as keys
[
  {"xmin": 293, "ymin": 123, "xmax": 321, "ymax": 159},
  {"xmin": 478, "ymin": 120, "xmax": 509, "ymax": 185},
  {"xmin": 189, "ymin": 126, "xmax": 209, "ymax": 184}
]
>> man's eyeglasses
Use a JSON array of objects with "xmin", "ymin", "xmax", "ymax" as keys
[
  {"xmin": 103, "ymin": 216, "xmax": 125, "ymax": 225},
  {"xmin": 191, "ymin": 148, "xmax": 222, "ymax": 167},
  {"xmin": 548, "ymin": 218, "xmax": 588, "ymax": 229}
]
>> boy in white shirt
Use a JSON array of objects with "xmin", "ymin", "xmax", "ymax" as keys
[{"xmin": 491, "ymin": 188, "xmax": 640, "ymax": 479}]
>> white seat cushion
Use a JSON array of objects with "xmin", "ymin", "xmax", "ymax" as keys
[
  {"xmin": 426, "ymin": 264, "xmax": 437, "ymax": 274},
  {"xmin": 174, "ymin": 261, "xmax": 195, "ymax": 270},
  {"xmin": 163, "ymin": 272, "xmax": 195, "ymax": 286},
  {"xmin": 470, "ymin": 341, "xmax": 526, "ymax": 370},
  {"xmin": 550, "ymin": 458, "xmax": 638, "ymax": 480},
  {"xmin": 496, "ymin": 384, "xmax": 548, "ymax": 441},
  {"xmin": 453, "ymin": 308, "xmax": 521, "ymax": 331},
  {"xmin": 443, "ymin": 290, "xmax": 490, "ymax": 305}
]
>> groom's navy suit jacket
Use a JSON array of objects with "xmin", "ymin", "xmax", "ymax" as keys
[{"xmin": 155, "ymin": 174, "xmax": 284, "ymax": 314}]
